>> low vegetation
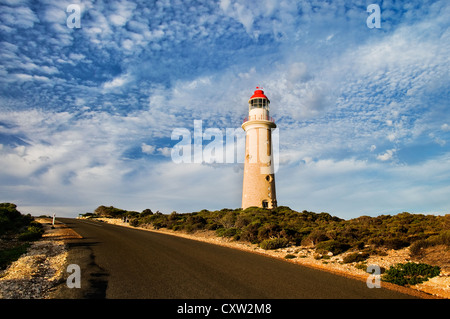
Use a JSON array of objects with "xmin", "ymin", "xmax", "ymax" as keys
[
  {"xmin": 342, "ymin": 252, "xmax": 370, "ymax": 264},
  {"xmin": 382, "ymin": 262, "xmax": 441, "ymax": 286},
  {"xmin": 0, "ymin": 243, "xmax": 30, "ymax": 270},
  {"xmin": 409, "ymin": 230, "xmax": 450, "ymax": 257},
  {"xmin": 0, "ymin": 203, "xmax": 44, "ymax": 270},
  {"xmin": 0, "ymin": 203, "xmax": 43, "ymax": 240},
  {"xmin": 84, "ymin": 205, "xmax": 449, "ymax": 253}
]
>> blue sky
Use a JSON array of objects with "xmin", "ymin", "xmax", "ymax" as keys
[{"xmin": 0, "ymin": 0, "xmax": 449, "ymax": 219}]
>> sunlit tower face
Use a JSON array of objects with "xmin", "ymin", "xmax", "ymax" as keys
[{"xmin": 241, "ymin": 87, "xmax": 277, "ymax": 210}]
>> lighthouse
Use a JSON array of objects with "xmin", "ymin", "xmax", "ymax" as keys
[{"xmin": 241, "ymin": 87, "xmax": 277, "ymax": 209}]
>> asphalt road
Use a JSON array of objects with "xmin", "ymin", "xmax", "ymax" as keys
[{"xmin": 54, "ymin": 218, "xmax": 417, "ymax": 299}]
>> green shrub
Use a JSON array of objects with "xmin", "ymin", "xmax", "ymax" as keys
[
  {"xmin": 206, "ymin": 222, "xmax": 221, "ymax": 231},
  {"xmin": 172, "ymin": 224, "xmax": 183, "ymax": 231},
  {"xmin": 304, "ymin": 230, "xmax": 329, "ymax": 245},
  {"xmin": 368, "ymin": 237, "xmax": 384, "ymax": 248},
  {"xmin": 0, "ymin": 203, "xmax": 33, "ymax": 236},
  {"xmin": 216, "ymin": 227, "xmax": 239, "ymax": 237},
  {"xmin": 410, "ymin": 230, "xmax": 450, "ymax": 256},
  {"xmin": 129, "ymin": 218, "xmax": 139, "ymax": 227},
  {"xmin": 354, "ymin": 262, "xmax": 367, "ymax": 270},
  {"xmin": 94, "ymin": 205, "xmax": 128, "ymax": 218},
  {"xmin": 239, "ymin": 222, "xmax": 261, "ymax": 243},
  {"xmin": 436, "ymin": 230, "xmax": 450, "ymax": 246},
  {"xmin": 259, "ymin": 238, "xmax": 289, "ymax": 250},
  {"xmin": 316, "ymin": 240, "xmax": 351, "ymax": 255},
  {"xmin": 257, "ymin": 224, "xmax": 282, "ymax": 241},
  {"xmin": 382, "ymin": 262, "xmax": 440, "ymax": 286},
  {"xmin": 383, "ymin": 238, "xmax": 410, "ymax": 250},
  {"xmin": 342, "ymin": 252, "xmax": 370, "ymax": 263},
  {"xmin": 18, "ymin": 225, "xmax": 44, "ymax": 241}
]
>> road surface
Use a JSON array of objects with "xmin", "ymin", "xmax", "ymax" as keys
[{"xmin": 54, "ymin": 218, "xmax": 417, "ymax": 299}]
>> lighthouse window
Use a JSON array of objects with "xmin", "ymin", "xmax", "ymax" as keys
[
  {"xmin": 250, "ymin": 99, "xmax": 261, "ymax": 108},
  {"xmin": 262, "ymin": 200, "xmax": 268, "ymax": 208},
  {"xmin": 249, "ymin": 98, "xmax": 269, "ymax": 110}
]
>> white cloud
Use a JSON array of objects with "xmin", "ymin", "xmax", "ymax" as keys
[
  {"xmin": 110, "ymin": 14, "xmax": 127, "ymax": 26},
  {"xmin": 109, "ymin": 0, "xmax": 136, "ymax": 27},
  {"xmin": 102, "ymin": 73, "xmax": 130, "ymax": 90},
  {"xmin": 219, "ymin": 0, "xmax": 291, "ymax": 37},
  {"xmin": 13, "ymin": 73, "xmax": 50, "ymax": 82},
  {"xmin": 68, "ymin": 53, "xmax": 85, "ymax": 61},
  {"xmin": 377, "ymin": 149, "xmax": 396, "ymax": 161},
  {"xmin": 0, "ymin": 5, "xmax": 39, "ymax": 29},
  {"xmin": 43, "ymin": 5, "xmax": 66, "ymax": 24},
  {"xmin": 387, "ymin": 133, "xmax": 396, "ymax": 142},
  {"xmin": 141, "ymin": 143, "xmax": 155, "ymax": 154},
  {"xmin": 40, "ymin": 65, "xmax": 59, "ymax": 74},
  {"xmin": 157, "ymin": 147, "xmax": 172, "ymax": 157}
]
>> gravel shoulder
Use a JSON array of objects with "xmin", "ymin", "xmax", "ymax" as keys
[{"xmin": 0, "ymin": 218, "xmax": 81, "ymax": 299}]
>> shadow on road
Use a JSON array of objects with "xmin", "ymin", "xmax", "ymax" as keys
[{"xmin": 49, "ymin": 239, "xmax": 109, "ymax": 299}]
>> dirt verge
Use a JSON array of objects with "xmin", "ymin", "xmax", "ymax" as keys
[{"xmin": 0, "ymin": 218, "xmax": 80, "ymax": 299}]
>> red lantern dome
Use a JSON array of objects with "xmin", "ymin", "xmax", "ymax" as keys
[{"xmin": 249, "ymin": 87, "xmax": 269, "ymax": 101}]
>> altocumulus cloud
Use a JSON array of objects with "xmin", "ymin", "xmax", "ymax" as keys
[{"xmin": 0, "ymin": 0, "xmax": 449, "ymax": 218}]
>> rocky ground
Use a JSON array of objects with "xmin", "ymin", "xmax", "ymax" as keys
[{"xmin": 0, "ymin": 218, "xmax": 80, "ymax": 299}]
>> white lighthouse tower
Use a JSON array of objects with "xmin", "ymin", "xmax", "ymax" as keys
[{"xmin": 241, "ymin": 87, "xmax": 277, "ymax": 209}]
